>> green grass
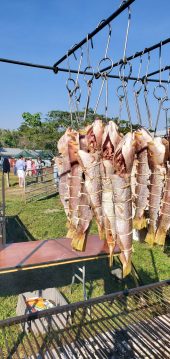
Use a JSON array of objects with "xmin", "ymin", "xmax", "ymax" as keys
[{"xmin": 0, "ymin": 173, "xmax": 169, "ymax": 323}]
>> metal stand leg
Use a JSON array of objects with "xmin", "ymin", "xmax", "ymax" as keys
[{"xmin": 71, "ymin": 265, "xmax": 87, "ymax": 300}]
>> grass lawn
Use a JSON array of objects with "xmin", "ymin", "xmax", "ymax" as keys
[{"xmin": 0, "ymin": 173, "xmax": 169, "ymax": 322}]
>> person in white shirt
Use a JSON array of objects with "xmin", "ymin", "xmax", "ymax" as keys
[{"xmin": 15, "ymin": 156, "xmax": 26, "ymax": 187}]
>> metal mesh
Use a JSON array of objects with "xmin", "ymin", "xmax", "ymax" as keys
[
  {"xmin": 0, "ymin": 280, "xmax": 169, "ymax": 358},
  {"xmin": 24, "ymin": 167, "xmax": 58, "ymax": 202}
]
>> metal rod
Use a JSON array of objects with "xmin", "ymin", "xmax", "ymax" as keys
[
  {"xmin": 51, "ymin": 316, "xmax": 80, "ymax": 358},
  {"xmin": 2, "ymin": 327, "xmax": 12, "ymax": 358},
  {"xmin": 145, "ymin": 65, "xmax": 170, "ymax": 79},
  {"xmin": 76, "ymin": 308, "xmax": 111, "ymax": 357},
  {"xmin": 31, "ymin": 319, "xmax": 54, "ymax": 359},
  {"xmin": 38, "ymin": 317, "xmax": 62, "ymax": 358},
  {"xmin": 58, "ymin": 66, "xmax": 169, "ymax": 83},
  {"xmin": 115, "ymin": 296, "xmax": 170, "ymax": 357},
  {"xmin": 101, "ymin": 37, "xmax": 170, "ymax": 73},
  {"xmin": 110, "ymin": 300, "xmax": 162, "ymax": 357},
  {"xmin": 53, "ymin": 0, "xmax": 136, "ymax": 67},
  {"xmin": 0, "ymin": 280, "xmax": 169, "ymax": 328},
  {"xmin": 98, "ymin": 302, "xmax": 152, "ymax": 356},
  {"xmin": 97, "ymin": 302, "xmax": 151, "ymax": 357},
  {"xmin": 7, "ymin": 325, "xmax": 21, "ymax": 359},
  {"xmin": 0, "ymin": 57, "xmax": 54, "ymax": 70},
  {"xmin": 53, "ymin": 313, "xmax": 87, "ymax": 358},
  {"xmin": 0, "ymin": 56, "xmax": 168, "ymax": 83},
  {"xmin": 61, "ymin": 310, "xmax": 95, "ymax": 358}
]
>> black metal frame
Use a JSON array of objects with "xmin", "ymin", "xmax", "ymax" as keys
[
  {"xmin": 0, "ymin": 279, "xmax": 169, "ymax": 327},
  {"xmin": 0, "ymin": 0, "xmax": 169, "ymax": 83},
  {"xmin": 0, "ymin": 280, "xmax": 169, "ymax": 358},
  {"xmin": 0, "ymin": 57, "xmax": 169, "ymax": 83},
  {"xmin": 53, "ymin": 0, "xmax": 136, "ymax": 67}
]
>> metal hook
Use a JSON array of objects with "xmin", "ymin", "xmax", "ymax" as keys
[
  {"xmin": 96, "ymin": 20, "xmax": 112, "ymax": 59},
  {"xmin": 154, "ymin": 84, "xmax": 167, "ymax": 136},
  {"xmin": 119, "ymin": 61, "xmax": 132, "ymax": 81},
  {"xmin": 166, "ymin": 69, "xmax": 170, "ymax": 93},
  {"xmin": 145, "ymin": 51, "xmax": 151, "ymax": 82},
  {"xmin": 133, "ymin": 56, "xmax": 143, "ymax": 126},
  {"xmin": 123, "ymin": 6, "xmax": 131, "ymax": 63},
  {"xmin": 159, "ymin": 41, "xmax": 162, "ymax": 85},
  {"xmin": 161, "ymin": 98, "xmax": 170, "ymax": 136},
  {"xmin": 133, "ymin": 55, "xmax": 143, "ymax": 96},
  {"xmin": 116, "ymin": 85, "xmax": 125, "ymax": 125},
  {"xmin": 86, "ymin": 34, "xmax": 92, "ymax": 68},
  {"xmin": 67, "ymin": 51, "xmax": 72, "ymax": 80}
]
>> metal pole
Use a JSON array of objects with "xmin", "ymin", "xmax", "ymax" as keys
[
  {"xmin": 101, "ymin": 37, "xmax": 170, "ymax": 73},
  {"xmin": 0, "ymin": 57, "xmax": 54, "ymax": 71},
  {"xmin": 53, "ymin": 0, "xmax": 136, "ymax": 68},
  {"xmin": 145, "ymin": 65, "xmax": 170, "ymax": 79},
  {"xmin": 0, "ymin": 57, "xmax": 168, "ymax": 83},
  {"xmin": 58, "ymin": 66, "xmax": 169, "ymax": 83}
]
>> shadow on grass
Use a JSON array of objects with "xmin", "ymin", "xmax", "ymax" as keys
[
  {"xmin": 6, "ymin": 215, "xmax": 35, "ymax": 243},
  {"xmin": 0, "ymin": 256, "xmax": 161, "ymax": 300}
]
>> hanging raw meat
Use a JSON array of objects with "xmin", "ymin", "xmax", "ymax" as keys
[
  {"xmin": 133, "ymin": 128, "xmax": 152, "ymax": 230},
  {"xmin": 112, "ymin": 132, "xmax": 136, "ymax": 277},
  {"xmin": 145, "ymin": 137, "xmax": 168, "ymax": 245},
  {"xmin": 100, "ymin": 121, "xmax": 122, "ymax": 264},
  {"xmin": 155, "ymin": 163, "xmax": 170, "ymax": 246}
]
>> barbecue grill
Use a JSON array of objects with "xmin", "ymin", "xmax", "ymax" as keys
[{"xmin": 0, "ymin": 280, "xmax": 169, "ymax": 358}]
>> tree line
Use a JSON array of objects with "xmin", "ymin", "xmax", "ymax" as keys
[{"xmin": 0, "ymin": 110, "xmax": 133, "ymax": 154}]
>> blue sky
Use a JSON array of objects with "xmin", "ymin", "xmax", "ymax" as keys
[{"xmin": 0, "ymin": 0, "xmax": 170, "ymax": 130}]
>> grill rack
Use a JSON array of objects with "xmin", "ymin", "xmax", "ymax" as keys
[{"xmin": 0, "ymin": 280, "xmax": 169, "ymax": 358}]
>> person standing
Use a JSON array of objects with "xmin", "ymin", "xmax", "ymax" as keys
[
  {"xmin": 31, "ymin": 161, "xmax": 36, "ymax": 176},
  {"xmin": 3, "ymin": 157, "xmax": 10, "ymax": 187},
  {"xmin": 26, "ymin": 158, "xmax": 32, "ymax": 177},
  {"xmin": 15, "ymin": 155, "xmax": 26, "ymax": 187},
  {"xmin": 36, "ymin": 156, "xmax": 43, "ymax": 182}
]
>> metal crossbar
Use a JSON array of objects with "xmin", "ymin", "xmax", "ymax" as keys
[
  {"xmin": 0, "ymin": 280, "xmax": 169, "ymax": 358},
  {"xmin": 53, "ymin": 0, "xmax": 136, "ymax": 67}
]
